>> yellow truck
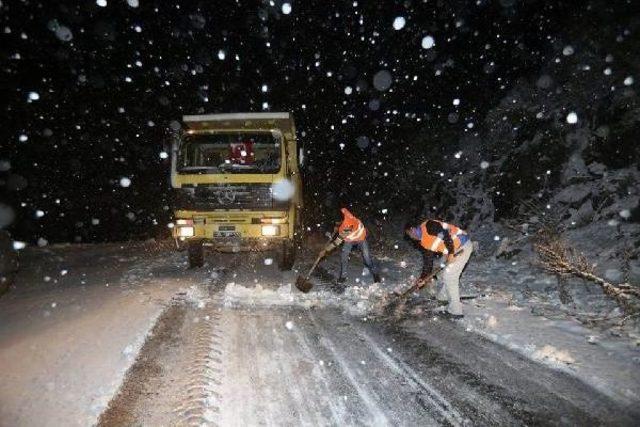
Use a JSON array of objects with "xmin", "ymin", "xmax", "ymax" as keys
[{"xmin": 170, "ymin": 112, "xmax": 303, "ymax": 269}]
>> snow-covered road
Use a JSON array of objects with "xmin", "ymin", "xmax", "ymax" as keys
[{"xmin": 1, "ymin": 244, "xmax": 638, "ymax": 426}]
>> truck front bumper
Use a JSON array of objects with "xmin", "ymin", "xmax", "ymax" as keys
[{"xmin": 172, "ymin": 213, "xmax": 292, "ymax": 251}]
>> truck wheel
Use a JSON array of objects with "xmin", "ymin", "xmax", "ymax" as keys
[
  {"xmin": 188, "ymin": 240, "xmax": 204, "ymax": 268},
  {"xmin": 278, "ymin": 241, "xmax": 295, "ymax": 271}
]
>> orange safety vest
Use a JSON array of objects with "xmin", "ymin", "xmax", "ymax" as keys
[
  {"xmin": 419, "ymin": 220, "xmax": 467, "ymax": 255},
  {"xmin": 338, "ymin": 208, "xmax": 367, "ymax": 242}
]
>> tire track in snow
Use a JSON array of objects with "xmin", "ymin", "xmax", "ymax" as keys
[
  {"xmin": 265, "ymin": 313, "xmax": 330, "ymax": 426},
  {"xmin": 289, "ymin": 316, "xmax": 352, "ymax": 424},
  {"xmin": 353, "ymin": 327, "xmax": 466, "ymax": 426},
  {"xmin": 173, "ymin": 299, "xmax": 224, "ymax": 427},
  {"xmin": 308, "ymin": 311, "xmax": 392, "ymax": 426}
]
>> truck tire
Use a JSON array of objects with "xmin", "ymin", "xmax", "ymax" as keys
[
  {"xmin": 278, "ymin": 241, "xmax": 295, "ymax": 271},
  {"xmin": 188, "ymin": 240, "xmax": 204, "ymax": 268}
]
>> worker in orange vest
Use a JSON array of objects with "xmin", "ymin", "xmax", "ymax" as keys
[
  {"xmin": 325, "ymin": 208, "xmax": 381, "ymax": 285},
  {"xmin": 404, "ymin": 219, "xmax": 473, "ymax": 319}
]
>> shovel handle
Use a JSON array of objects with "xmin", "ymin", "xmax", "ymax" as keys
[
  {"xmin": 305, "ymin": 251, "xmax": 325, "ymax": 279},
  {"xmin": 398, "ymin": 268, "xmax": 443, "ymax": 299}
]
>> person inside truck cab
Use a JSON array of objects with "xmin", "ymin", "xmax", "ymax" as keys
[{"xmin": 229, "ymin": 140, "xmax": 255, "ymax": 165}]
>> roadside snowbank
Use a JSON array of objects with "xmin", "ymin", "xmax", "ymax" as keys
[{"xmin": 0, "ymin": 244, "xmax": 210, "ymax": 427}]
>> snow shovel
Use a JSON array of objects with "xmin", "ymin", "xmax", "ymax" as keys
[
  {"xmin": 295, "ymin": 249, "xmax": 327, "ymax": 293},
  {"xmin": 394, "ymin": 267, "xmax": 444, "ymax": 300},
  {"xmin": 296, "ymin": 242, "xmax": 331, "ymax": 294}
]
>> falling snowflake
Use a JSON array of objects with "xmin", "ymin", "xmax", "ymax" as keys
[
  {"xmin": 272, "ymin": 179, "xmax": 295, "ymax": 201},
  {"xmin": 281, "ymin": 2, "xmax": 292, "ymax": 14},
  {"xmin": 392, "ymin": 17, "xmax": 406, "ymax": 30},
  {"xmin": 566, "ymin": 111, "xmax": 578, "ymax": 124},
  {"xmin": 285, "ymin": 321, "xmax": 294, "ymax": 330},
  {"xmin": 119, "ymin": 177, "xmax": 132, "ymax": 187},
  {"xmin": 421, "ymin": 35, "xmax": 435, "ymax": 49},
  {"xmin": 13, "ymin": 241, "xmax": 27, "ymax": 250},
  {"xmin": 372, "ymin": 70, "xmax": 392, "ymax": 91}
]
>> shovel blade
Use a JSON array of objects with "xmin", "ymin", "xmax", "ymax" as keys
[{"xmin": 295, "ymin": 275, "xmax": 314, "ymax": 293}]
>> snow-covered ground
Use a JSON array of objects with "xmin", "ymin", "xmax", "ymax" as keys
[
  {"xmin": 219, "ymin": 234, "xmax": 640, "ymax": 408},
  {"xmin": 0, "ymin": 243, "xmax": 210, "ymax": 426},
  {"xmin": 1, "ymin": 239, "xmax": 638, "ymax": 426}
]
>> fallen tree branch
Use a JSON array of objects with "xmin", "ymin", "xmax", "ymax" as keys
[{"xmin": 535, "ymin": 236, "xmax": 640, "ymax": 312}]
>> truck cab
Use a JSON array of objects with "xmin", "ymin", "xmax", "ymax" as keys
[{"xmin": 170, "ymin": 112, "xmax": 303, "ymax": 270}]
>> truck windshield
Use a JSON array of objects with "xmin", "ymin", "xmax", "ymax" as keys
[{"xmin": 178, "ymin": 132, "xmax": 281, "ymax": 174}]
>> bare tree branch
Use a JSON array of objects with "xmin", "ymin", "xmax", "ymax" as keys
[{"xmin": 535, "ymin": 235, "xmax": 640, "ymax": 313}]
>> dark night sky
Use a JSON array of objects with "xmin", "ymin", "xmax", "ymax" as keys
[{"xmin": 0, "ymin": 0, "xmax": 637, "ymax": 243}]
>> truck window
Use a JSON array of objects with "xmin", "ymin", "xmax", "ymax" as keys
[{"xmin": 178, "ymin": 132, "xmax": 281, "ymax": 174}]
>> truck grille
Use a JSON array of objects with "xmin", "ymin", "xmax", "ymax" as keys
[{"xmin": 175, "ymin": 184, "xmax": 287, "ymax": 211}]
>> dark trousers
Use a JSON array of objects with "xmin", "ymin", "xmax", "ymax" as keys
[{"xmin": 339, "ymin": 239, "xmax": 378, "ymax": 279}]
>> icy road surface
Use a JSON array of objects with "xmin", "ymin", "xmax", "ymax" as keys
[{"xmin": 0, "ymin": 244, "xmax": 638, "ymax": 426}]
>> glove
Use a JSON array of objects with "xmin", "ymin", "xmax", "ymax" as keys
[{"xmin": 416, "ymin": 273, "xmax": 434, "ymax": 289}]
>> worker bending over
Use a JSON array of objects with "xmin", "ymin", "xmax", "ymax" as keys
[
  {"xmin": 326, "ymin": 208, "xmax": 381, "ymax": 285},
  {"xmin": 405, "ymin": 219, "xmax": 472, "ymax": 319}
]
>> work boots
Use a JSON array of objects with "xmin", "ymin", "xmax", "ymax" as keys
[{"xmin": 373, "ymin": 273, "xmax": 382, "ymax": 283}]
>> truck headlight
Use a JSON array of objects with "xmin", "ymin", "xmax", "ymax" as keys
[
  {"xmin": 178, "ymin": 226, "xmax": 194, "ymax": 237},
  {"xmin": 261, "ymin": 225, "xmax": 279, "ymax": 236}
]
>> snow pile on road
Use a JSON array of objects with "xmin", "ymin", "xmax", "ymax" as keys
[
  {"xmin": 341, "ymin": 282, "xmax": 389, "ymax": 315},
  {"xmin": 223, "ymin": 282, "xmax": 299, "ymax": 307},
  {"xmin": 222, "ymin": 279, "xmax": 390, "ymax": 316}
]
